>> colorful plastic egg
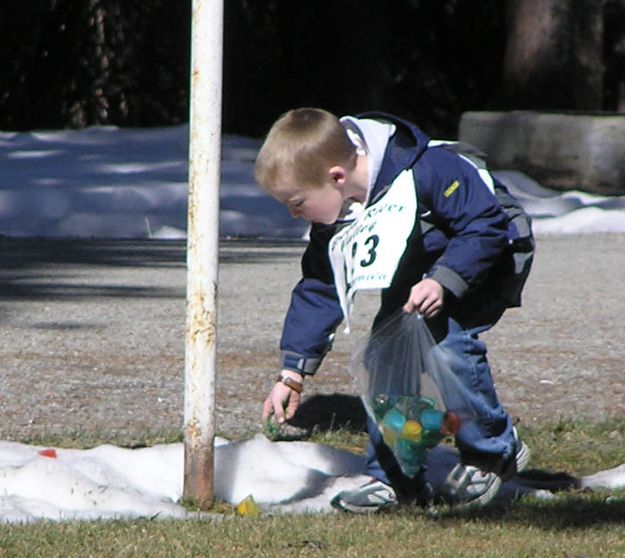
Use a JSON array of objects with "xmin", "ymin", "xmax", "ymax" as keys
[
  {"xmin": 382, "ymin": 409, "xmax": 406, "ymax": 432},
  {"xmin": 420, "ymin": 409, "xmax": 444, "ymax": 432},
  {"xmin": 442, "ymin": 411, "xmax": 462, "ymax": 435},
  {"xmin": 396, "ymin": 438, "xmax": 427, "ymax": 476},
  {"xmin": 401, "ymin": 419, "xmax": 423, "ymax": 442},
  {"xmin": 382, "ymin": 424, "xmax": 398, "ymax": 447},
  {"xmin": 371, "ymin": 394, "xmax": 392, "ymax": 419}
]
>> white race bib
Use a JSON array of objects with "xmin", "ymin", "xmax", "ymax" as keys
[{"xmin": 329, "ymin": 169, "xmax": 417, "ymax": 330}]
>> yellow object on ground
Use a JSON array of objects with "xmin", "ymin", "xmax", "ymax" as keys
[{"xmin": 236, "ymin": 495, "xmax": 261, "ymax": 517}]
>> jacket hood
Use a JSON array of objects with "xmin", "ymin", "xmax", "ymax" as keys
[{"xmin": 357, "ymin": 111, "xmax": 431, "ymax": 202}]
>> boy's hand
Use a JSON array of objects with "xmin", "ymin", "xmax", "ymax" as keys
[
  {"xmin": 403, "ymin": 278, "xmax": 444, "ymax": 318},
  {"xmin": 261, "ymin": 370, "xmax": 304, "ymax": 424}
]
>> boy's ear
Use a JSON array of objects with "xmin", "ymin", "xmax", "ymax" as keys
[{"xmin": 328, "ymin": 166, "xmax": 347, "ymax": 188}]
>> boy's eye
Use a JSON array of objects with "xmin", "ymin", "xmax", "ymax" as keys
[{"xmin": 291, "ymin": 199, "xmax": 305, "ymax": 208}]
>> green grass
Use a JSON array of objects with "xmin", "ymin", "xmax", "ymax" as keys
[{"xmin": 1, "ymin": 419, "xmax": 624, "ymax": 558}]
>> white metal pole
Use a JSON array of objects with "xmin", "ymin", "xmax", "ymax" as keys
[{"xmin": 183, "ymin": 0, "xmax": 223, "ymax": 508}]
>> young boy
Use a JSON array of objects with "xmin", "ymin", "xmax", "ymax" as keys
[{"xmin": 254, "ymin": 108, "xmax": 534, "ymax": 513}]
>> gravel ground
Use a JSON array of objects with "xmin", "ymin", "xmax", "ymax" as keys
[{"xmin": 1, "ymin": 234, "xmax": 624, "ymax": 445}]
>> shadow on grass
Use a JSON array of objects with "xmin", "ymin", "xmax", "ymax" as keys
[
  {"xmin": 290, "ymin": 394, "xmax": 625, "ymax": 530},
  {"xmin": 288, "ymin": 393, "xmax": 368, "ymax": 434},
  {"xmin": 436, "ymin": 490, "xmax": 625, "ymax": 528}
]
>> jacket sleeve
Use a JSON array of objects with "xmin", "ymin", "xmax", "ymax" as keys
[
  {"xmin": 279, "ymin": 224, "xmax": 344, "ymax": 375},
  {"xmin": 415, "ymin": 147, "xmax": 510, "ymax": 298}
]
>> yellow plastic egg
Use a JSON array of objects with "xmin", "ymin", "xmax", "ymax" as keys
[
  {"xmin": 401, "ymin": 419, "xmax": 423, "ymax": 442},
  {"xmin": 382, "ymin": 425, "xmax": 398, "ymax": 446}
]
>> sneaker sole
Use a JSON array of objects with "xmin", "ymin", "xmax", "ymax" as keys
[
  {"xmin": 446, "ymin": 442, "xmax": 531, "ymax": 508},
  {"xmin": 470, "ymin": 442, "xmax": 531, "ymax": 506},
  {"xmin": 444, "ymin": 465, "xmax": 503, "ymax": 508},
  {"xmin": 464, "ymin": 476, "xmax": 503, "ymax": 507},
  {"xmin": 330, "ymin": 494, "xmax": 397, "ymax": 514}
]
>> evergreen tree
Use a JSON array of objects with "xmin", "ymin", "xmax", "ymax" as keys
[{"xmin": 0, "ymin": 0, "xmax": 190, "ymax": 130}]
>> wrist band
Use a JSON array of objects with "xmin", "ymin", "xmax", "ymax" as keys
[{"xmin": 276, "ymin": 373, "xmax": 304, "ymax": 394}]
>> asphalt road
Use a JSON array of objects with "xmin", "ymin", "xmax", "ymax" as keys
[{"xmin": 1, "ymin": 234, "xmax": 624, "ymax": 445}]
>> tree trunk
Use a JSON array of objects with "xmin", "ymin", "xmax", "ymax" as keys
[
  {"xmin": 603, "ymin": 0, "xmax": 625, "ymax": 111},
  {"xmin": 503, "ymin": 0, "xmax": 604, "ymax": 110}
]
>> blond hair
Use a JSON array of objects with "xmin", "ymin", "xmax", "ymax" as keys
[{"xmin": 254, "ymin": 108, "xmax": 356, "ymax": 192}]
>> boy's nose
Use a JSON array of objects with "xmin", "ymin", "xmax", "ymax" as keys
[{"xmin": 288, "ymin": 207, "xmax": 301, "ymax": 218}]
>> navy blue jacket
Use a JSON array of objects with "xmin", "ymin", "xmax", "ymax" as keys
[{"xmin": 279, "ymin": 114, "xmax": 526, "ymax": 376}]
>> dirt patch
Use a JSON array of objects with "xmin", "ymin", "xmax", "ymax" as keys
[{"xmin": 1, "ymin": 236, "xmax": 624, "ymax": 445}]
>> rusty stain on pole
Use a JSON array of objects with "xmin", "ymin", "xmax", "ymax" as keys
[{"xmin": 184, "ymin": 0, "xmax": 223, "ymax": 509}]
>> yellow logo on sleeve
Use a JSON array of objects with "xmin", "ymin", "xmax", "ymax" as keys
[{"xmin": 444, "ymin": 180, "xmax": 460, "ymax": 197}]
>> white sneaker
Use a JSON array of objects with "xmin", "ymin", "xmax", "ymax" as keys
[
  {"xmin": 444, "ymin": 430, "xmax": 530, "ymax": 507},
  {"xmin": 331, "ymin": 479, "xmax": 398, "ymax": 514}
]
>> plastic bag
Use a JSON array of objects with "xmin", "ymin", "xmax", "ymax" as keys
[{"xmin": 349, "ymin": 311, "xmax": 476, "ymax": 477}]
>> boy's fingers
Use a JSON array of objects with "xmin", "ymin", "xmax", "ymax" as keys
[
  {"xmin": 270, "ymin": 383, "xmax": 291, "ymax": 423},
  {"xmin": 420, "ymin": 295, "xmax": 437, "ymax": 316},
  {"xmin": 405, "ymin": 279, "xmax": 444, "ymax": 316},
  {"xmin": 261, "ymin": 397, "xmax": 273, "ymax": 421},
  {"xmin": 284, "ymin": 391, "xmax": 301, "ymax": 420},
  {"xmin": 403, "ymin": 291, "xmax": 423, "ymax": 313},
  {"xmin": 261, "ymin": 385, "xmax": 284, "ymax": 421},
  {"xmin": 261, "ymin": 382, "xmax": 302, "ymax": 424},
  {"xmin": 261, "ymin": 370, "xmax": 305, "ymax": 425},
  {"xmin": 269, "ymin": 395, "xmax": 285, "ymax": 424},
  {"xmin": 274, "ymin": 409, "xmax": 286, "ymax": 424}
]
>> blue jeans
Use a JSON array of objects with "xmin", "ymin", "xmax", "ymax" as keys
[{"xmin": 366, "ymin": 312, "xmax": 516, "ymax": 487}]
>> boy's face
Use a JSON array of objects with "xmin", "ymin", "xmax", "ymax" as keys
[{"xmin": 271, "ymin": 171, "xmax": 346, "ymax": 225}]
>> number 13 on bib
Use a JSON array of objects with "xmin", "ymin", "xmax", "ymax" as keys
[{"xmin": 329, "ymin": 169, "xmax": 417, "ymax": 331}]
